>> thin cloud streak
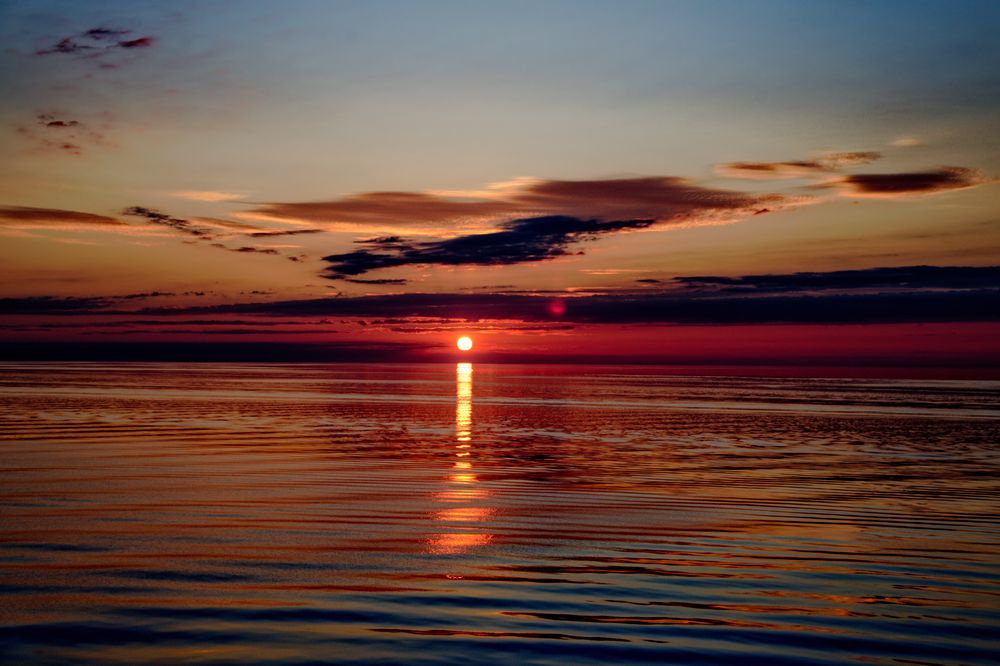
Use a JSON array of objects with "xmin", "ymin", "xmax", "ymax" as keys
[{"xmin": 0, "ymin": 205, "xmax": 124, "ymax": 228}]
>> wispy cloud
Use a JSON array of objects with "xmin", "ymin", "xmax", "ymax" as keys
[
  {"xmin": 246, "ymin": 229, "xmax": 324, "ymax": 238},
  {"xmin": 35, "ymin": 26, "xmax": 155, "ymax": 65},
  {"xmin": 122, "ymin": 206, "xmax": 215, "ymax": 238},
  {"xmin": 716, "ymin": 151, "xmax": 882, "ymax": 179},
  {"xmin": 15, "ymin": 112, "xmax": 108, "ymax": 155},
  {"xmin": 169, "ymin": 190, "xmax": 246, "ymax": 202},
  {"xmin": 672, "ymin": 265, "xmax": 1000, "ymax": 293},
  {"xmin": 0, "ymin": 205, "xmax": 124, "ymax": 229}
]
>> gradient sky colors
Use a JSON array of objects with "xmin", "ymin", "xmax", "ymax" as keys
[{"xmin": 1, "ymin": 1, "xmax": 998, "ymax": 370}]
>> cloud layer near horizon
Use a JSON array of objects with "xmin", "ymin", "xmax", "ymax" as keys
[{"xmin": 5, "ymin": 265, "xmax": 997, "ymax": 325}]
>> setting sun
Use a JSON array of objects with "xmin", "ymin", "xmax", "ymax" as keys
[{"xmin": 457, "ymin": 336, "xmax": 473, "ymax": 351}]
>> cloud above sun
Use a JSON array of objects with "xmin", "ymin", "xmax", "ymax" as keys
[{"xmin": 249, "ymin": 176, "xmax": 786, "ymax": 235}]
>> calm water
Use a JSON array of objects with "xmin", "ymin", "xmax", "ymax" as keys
[{"xmin": 1, "ymin": 363, "xmax": 998, "ymax": 665}]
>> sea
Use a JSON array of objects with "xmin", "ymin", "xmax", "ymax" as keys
[{"xmin": 0, "ymin": 363, "xmax": 998, "ymax": 665}]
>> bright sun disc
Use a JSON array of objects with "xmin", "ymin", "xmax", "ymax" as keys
[{"xmin": 457, "ymin": 336, "xmax": 473, "ymax": 351}]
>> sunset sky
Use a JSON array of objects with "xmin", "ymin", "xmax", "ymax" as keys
[{"xmin": 1, "ymin": 0, "xmax": 998, "ymax": 369}]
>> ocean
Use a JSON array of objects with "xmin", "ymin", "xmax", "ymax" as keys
[{"xmin": 1, "ymin": 363, "xmax": 998, "ymax": 665}]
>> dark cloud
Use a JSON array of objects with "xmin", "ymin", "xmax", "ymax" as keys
[
  {"xmin": 717, "ymin": 152, "xmax": 883, "ymax": 179},
  {"xmin": 186, "ymin": 290, "xmax": 999, "ymax": 325},
  {"xmin": 834, "ymin": 167, "xmax": 984, "ymax": 196},
  {"xmin": 85, "ymin": 328, "xmax": 334, "ymax": 336},
  {"xmin": 0, "ymin": 205, "xmax": 123, "ymax": 227},
  {"xmin": 0, "ymin": 292, "xmax": 182, "ymax": 314},
  {"xmin": 233, "ymin": 246, "xmax": 280, "ymax": 255},
  {"xmin": 122, "ymin": 206, "xmax": 313, "ymax": 261},
  {"xmin": 118, "ymin": 37, "xmax": 155, "ymax": 49},
  {"xmin": 20, "ymin": 319, "xmax": 332, "ymax": 329},
  {"xmin": 0, "ymin": 296, "xmax": 112, "ymax": 314},
  {"xmin": 15, "ymin": 113, "xmax": 107, "ymax": 155},
  {"xmin": 674, "ymin": 265, "xmax": 1000, "ymax": 293},
  {"xmin": 123, "ymin": 206, "xmax": 214, "ymax": 238},
  {"xmin": 115, "ymin": 291, "xmax": 175, "ymax": 300},
  {"xmin": 35, "ymin": 27, "xmax": 155, "ymax": 60},
  {"xmin": 181, "ymin": 264, "xmax": 1000, "ymax": 325},
  {"xmin": 342, "ymin": 277, "xmax": 410, "ymax": 285},
  {"xmin": 0, "ymin": 342, "xmax": 427, "ymax": 363},
  {"xmin": 253, "ymin": 176, "xmax": 784, "ymax": 233},
  {"xmin": 13, "ymin": 265, "xmax": 995, "ymax": 325},
  {"xmin": 324, "ymin": 215, "xmax": 655, "ymax": 278},
  {"xmin": 636, "ymin": 279, "xmax": 662, "ymax": 284}
]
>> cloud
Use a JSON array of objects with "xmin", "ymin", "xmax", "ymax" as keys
[
  {"xmin": 323, "ymin": 215, "xmax": 656, "ymax": 277},
  {"xmin": 8, "ymin": 265, "xmax": 998, "ymax": 325},
  {"xmin": 267, "ymin": 176, "xmax": 787, "ymax": 278},
  {"xmin": 232, "ymin": 246, "xmax": 279, "ymax": 255},
  {"xmin": 831, "ymin": 167, "xmax": 986, "ymax": 197},
  {"xmin": 673, "ymin": 265, "xmax": 1000, "ymax": 293},
  {"xmin": 193, "ymin": 217, "xmax": 263, "ymax": 232},
  {"xmin": 0, "ymin": 296, "xmax": 114, "ymax": 314},
  {"xmin": 250, "ymin": 176, "xmax": 786, "ymax": 235},
  {"xmin": 170, "ymin": 191, "xmax": 246, "ymax": 202},
  {"xmin": 0, "ymin": 205, "xmax": 123, "ymax": 229},
  {"xmin": 122, "ymin": 206, "xmax": 214, "ymax": 238},
  {"xmin": 246, "ymin": 229, "xmax": 324, "ymax": 238},
  {"xmin": 118, "ymin": 37, "xmax": 155, "ymax": 49},
  {"xmin": 156, "ymin": 264, "xmax": 998, "ymax": 325},
  {"xmin": 35, "ymin": 27, "xmax": 155, "ymax": 62},
  {"xmin": 123, "ymin": 206, "xmax": 321, "ymax": 248},
  {"xmin": 716, "ymin": 151, "xmax": 882, "ymax": 179},
  {"xmin": 183, "ymin": 289, "xmax": 997, "ymax": 326},
  {"xmin": 341, "ymin": 277, "xmax": 410, "ymax": 285},
  {"xmin": 891, "ymin": 137, "xmax": 923, "ymax": 147},
  {"xmin": 15, "ymin": 113, "xmax": 108, "ymax": 155}
]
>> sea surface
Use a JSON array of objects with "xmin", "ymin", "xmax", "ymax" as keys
[{"xmin": 0, "ymin": 363, "xmax": 998, "ymax": 665}]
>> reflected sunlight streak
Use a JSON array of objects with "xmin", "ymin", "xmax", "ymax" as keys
[{"xmin": 428, "ymin": 362, "xmax": 494, "ymax": 554}]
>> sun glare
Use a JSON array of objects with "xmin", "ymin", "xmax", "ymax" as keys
[{"xmin": 457, "ymin": 336, "xmax": 473, "ymax": 351}]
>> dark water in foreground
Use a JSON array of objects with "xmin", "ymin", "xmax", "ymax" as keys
[{"xmin": 0, "ymin": 363, "xmax": 998, "ymax": 665}]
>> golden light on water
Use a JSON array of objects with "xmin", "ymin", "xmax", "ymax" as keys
[
  {"xmin": 457, "ymin": 336, "xmax": 473, "ymax": 351},
  {"xmin": 428, "ymin": 361, "xmax": 493, "ymax": 555}
]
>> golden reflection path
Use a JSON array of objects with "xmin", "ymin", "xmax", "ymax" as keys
[{"xmin": 429, "ymin": 363, "xmax": 493, "ymax": 554}]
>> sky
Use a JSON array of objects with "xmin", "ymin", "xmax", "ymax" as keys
[{"xmin": 1, "ymin": 0, "xmax": 998, "ymax": 370}]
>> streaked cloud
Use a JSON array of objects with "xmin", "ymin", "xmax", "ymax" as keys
[
  {"xmin": 15, "ymin": 113, "xmax": 108, "ymax": 155},
  {"xmin": 169, "ymin": 190, "xmax": 246, "ymax": 202},
  {"xmin": 716, "ymin": 151, "xmax": 882, "ymax": 179},
  {"xmin": 122, "ymin": 206, "xmax": 214, "ymax": 238},
  {"xmin": 35, "ymin": 26, "xmax": 155, "ymax": 64},
  {"xmin": 0, "ymin": 205, "xmax": 124, "ymax": 229}
]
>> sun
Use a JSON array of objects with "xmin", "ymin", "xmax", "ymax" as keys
[{"xmin": 457, "ymin": 336, "xmax": 473, "ymax": 351}]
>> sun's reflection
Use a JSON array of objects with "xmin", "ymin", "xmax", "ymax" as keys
[
  {"xmin": 455, "ymin": 362, "xmax": 472, "ymax": 441},
  {"xmin": 428, "ymin": 362, "xmax": 494, "ymax": 554}
]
